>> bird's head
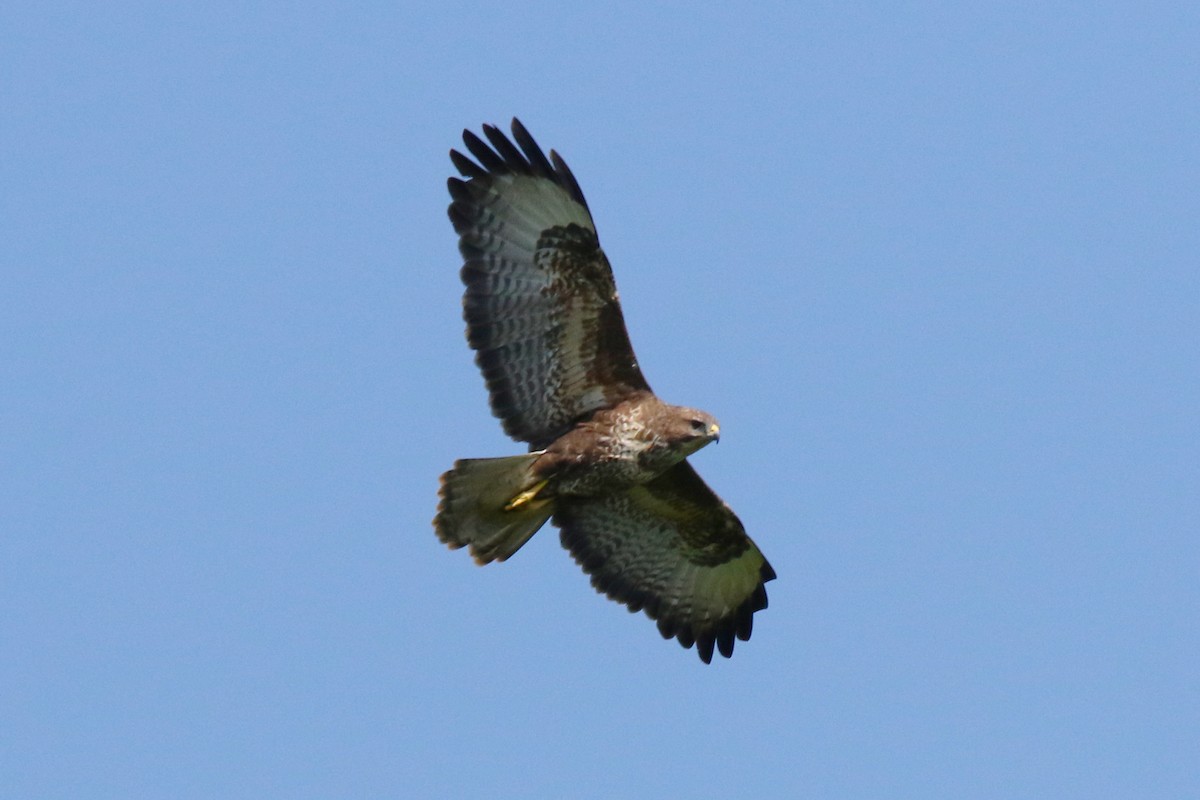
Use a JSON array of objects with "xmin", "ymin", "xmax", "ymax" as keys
[{"xmin": 668, "ymin": 406, "xmax": 721, "ymax": 456}]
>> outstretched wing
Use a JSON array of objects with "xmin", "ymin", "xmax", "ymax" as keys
[
  {"xmin": 554, "ymin": 461, "xmax": 775, "ymax": 663},
  {"xmin": 448, "ymin": 119, "xmax": 651, "ymax": 450}
]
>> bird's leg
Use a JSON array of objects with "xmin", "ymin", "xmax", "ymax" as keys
[{"xmin": 504, "ymin": 479, "xmax": 550, "ymax": 512}]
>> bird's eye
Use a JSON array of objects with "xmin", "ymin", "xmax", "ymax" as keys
[{"xmin": 690, "ymin": 419, "xmax": 707, "ymax": 432}]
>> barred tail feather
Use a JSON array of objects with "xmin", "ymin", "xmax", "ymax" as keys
[{"xmin": 434, "ymin": 454, "xmax": 554, "ymax": 564}]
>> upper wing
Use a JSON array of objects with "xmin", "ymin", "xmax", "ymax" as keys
[
  {"xmin": 447, "ymin": 119, "xmax": 651, "ymax": 449},
  {"xmin": 553, "ymin": 461, "xmax": 775, "ymax": 663}
]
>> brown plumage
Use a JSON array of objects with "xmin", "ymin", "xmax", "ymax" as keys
[{"xmin": 434, "ymin": 119, "xmax": 774, "ymax": 663}]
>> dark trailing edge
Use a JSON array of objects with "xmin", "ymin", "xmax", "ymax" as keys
[{"xmin": 559, "ymin": 504, "xmax": 776, "ymax": 664}]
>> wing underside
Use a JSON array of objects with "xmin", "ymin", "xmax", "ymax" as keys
[
  {"xmin": 448, "ymin": 120, "xmax": 651, "ymax": 449},
  {"xmin": 554, "ymin": 461, "xmax": 775, "ymax": 663}
]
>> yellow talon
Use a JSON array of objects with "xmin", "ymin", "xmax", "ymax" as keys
[{"xmin": 504, "ymin": 479, "xmax": 549, "ymax": 511}]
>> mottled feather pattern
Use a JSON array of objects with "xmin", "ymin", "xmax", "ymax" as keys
[
  {"xmin": 440, "ymin": 120, "xmax": 774, "ymax": 663},
  {"xmin": 555, "ymin": 462, "xmax": 775, "ymax": 663},
  {"xmin": 448, "ymin": 121, "xmax": 650, "ymax": 449}
]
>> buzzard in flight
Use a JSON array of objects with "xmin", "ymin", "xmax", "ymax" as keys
[{"xmin": 434, "ymin": 119, "xmax": 774, "ymax": 662}]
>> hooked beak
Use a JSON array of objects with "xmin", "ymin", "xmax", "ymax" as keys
[{"xmin": 709, "ymin": 422, "xmax": 720, "ymax": 443}]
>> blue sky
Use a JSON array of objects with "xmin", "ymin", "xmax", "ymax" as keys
[{"xmin": 3, "ymin": 3, "xmax": 1197, "ymax": 797}]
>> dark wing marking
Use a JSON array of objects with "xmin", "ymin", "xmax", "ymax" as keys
[
  {"xmin": 448, "ymin": 119, "xmax": 651, "ymax": 449},
  {"xmin": 554, "ymin": 461, "xmax": 775, "ymax": 663}
]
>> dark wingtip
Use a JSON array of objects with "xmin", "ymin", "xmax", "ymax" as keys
[
  {"xmin": 511, "ymin": 118, "xmax": 557, "ymax": 181},
  {"xmin": 461, "ymin": 128, "xmax": 507, "ymax": 173},
  {"xmin": 549, "ymin": 148, "xmax": 588, "ymax": 209},
  {"xmin": 483, "ymin": 123, "xmax": 530, "ymax": 170},
  {"xmin": 450, "ymin": 148, "xmax": 486, "ymax": 179},
  {"xmin": 447, "ymin": 120, "xmax": 589, "ymax": 213},
  {"xmin": 717, "ymin": 628, "xmax": 736, "ymax": 659},
  {"xmin": 696, "ymin": 635, "xmax": 715, "ymax": 664}
]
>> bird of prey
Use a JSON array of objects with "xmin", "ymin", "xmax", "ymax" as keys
[{"xmin": 434, "ymin": 119, "xmax": 774, "ymax": 663}]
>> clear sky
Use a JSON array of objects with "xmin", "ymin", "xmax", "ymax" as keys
[{"xmin": 3, "ymin": 3, "xmax": 1197, "ymax": 798}]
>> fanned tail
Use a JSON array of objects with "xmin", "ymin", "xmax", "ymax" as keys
[{"xmin": 434, "ymin": 454, "xmax": 554, "ymax": 564}]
